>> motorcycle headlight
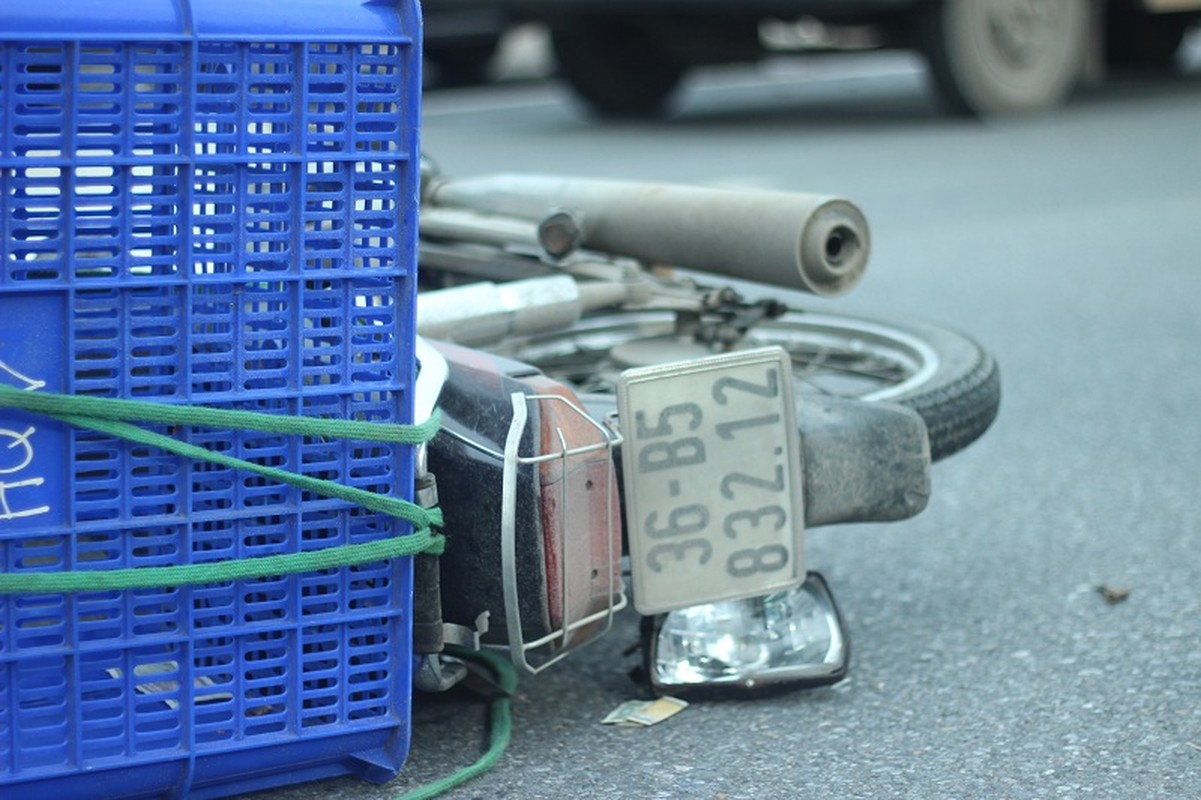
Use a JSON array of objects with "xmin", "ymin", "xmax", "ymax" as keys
[{"xmin": 645, "ymin": 572, "xmax": 848, "ymax": 694}]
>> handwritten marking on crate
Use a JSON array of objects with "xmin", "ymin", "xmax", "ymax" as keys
[{"xmin": 0, "ymin": 357, "xmax": 51, "ymax": 522}]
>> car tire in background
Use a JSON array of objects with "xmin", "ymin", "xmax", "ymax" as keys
[
  {"xmin": 917, "ymin": 0, "xmax": 1091, "ymax": 116},
  {"xmin": 551, "ymin": 19, "xmax": 685, "ymax": 118}
]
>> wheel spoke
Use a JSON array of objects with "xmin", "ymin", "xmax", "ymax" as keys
[{"xmin": 497, "ymin": 310, "xmax": 928, "ymax": 401}]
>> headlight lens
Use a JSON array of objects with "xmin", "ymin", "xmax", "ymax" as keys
[{"xmin": 647, "ymin": 572, "xmax": 848, "ymax": 693}]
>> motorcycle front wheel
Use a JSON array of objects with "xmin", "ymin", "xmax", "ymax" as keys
[{"xmin": 490, "ymin": 308, "xmax": 1000, "ymax": 461}]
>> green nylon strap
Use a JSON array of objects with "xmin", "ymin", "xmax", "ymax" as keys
[
  {"xmin": 0, "ymin": 383, "xmax": 442, "ymax": 445},
  {"xmin": 396, "ymin": 646, "xmax": 519, "ymax": 800},
  {"xmin": 3, "ymin": 390, "xmax": 515, "ymax": 798},
  {"xmin": 0, "ymin": 530, "xmax": 443, "ymax": 594},
  {"xmin": 0, "ymin": 386, "xmax": 444, "ymax": 594}
]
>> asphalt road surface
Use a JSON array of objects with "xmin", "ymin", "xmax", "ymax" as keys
[{"xmin": 255, "ymin": 46, "xmax": 1201, "ymax": 800}]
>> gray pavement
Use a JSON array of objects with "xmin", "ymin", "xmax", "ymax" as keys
[{"xmin": 257, "ymin": 45, "xmax": 1201, "ymax": 800}]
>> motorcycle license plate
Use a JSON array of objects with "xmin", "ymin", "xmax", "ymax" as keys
[{"xmin": 617, "ymin": 348, "xmax": 805, "ymax": 615}]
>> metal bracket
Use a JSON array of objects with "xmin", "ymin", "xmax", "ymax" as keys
[
  {"xmin": 499, "ymin": 392, "xmax": 627, "ymax": 675},
  {"xmin": 443, "ymin": 612, "xmax": 491, "ymax": 650}
]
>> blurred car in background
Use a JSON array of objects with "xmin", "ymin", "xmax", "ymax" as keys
[
  {"xmin": 423, "ymin": 0, "xmax": 511, "ymax": 85},
  {"xmin": 439, "ymin": 0, "xmax": 1200, "ymax": 116}
]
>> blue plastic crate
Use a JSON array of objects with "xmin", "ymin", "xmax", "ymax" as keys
[{"xmin": 0, "ymin": 1, "xmax": 423, "ymax": 796}]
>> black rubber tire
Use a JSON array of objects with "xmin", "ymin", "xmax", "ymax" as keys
[
  {"xmin": 551, "ymin": 20, "xmax": 685, "ymax": 118},
  {"xmin": 848, "ymin": 313, "xmax": 1001, "ymax": 461},
  {"xmin": 1105, "ymin": 7, "xmax": 1192, "ymax": 70},
  {"xmin": 918, "ymin": 0, "xmax": 1090, "ymax": 116},
  {"xmin": 493, "ymin": 309, "xmax": 1001, "ymax": 462}
]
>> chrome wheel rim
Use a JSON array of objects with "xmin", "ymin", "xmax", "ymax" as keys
[{"xmin": 494, "ymin": 310, "xmax": 940, "ymax": 403}]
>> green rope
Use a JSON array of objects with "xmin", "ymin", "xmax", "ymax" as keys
[
  {"xmin": 0, "ymin": 384, "xmax": 441, "ymax": 444},
  {"xmin": 3, "ymin": 389, "xmax": 518, "ymax": 797},
  {"xmin": 396, "ymin": 646, "xmax": 519, "ymax": 800},
  {"xmin": 0, "ymin": 387, "xmax": 443, "ymax": 594},
  {"xmin": 0, "ymin": 530, "xmax": 443, "ymax": 594}
]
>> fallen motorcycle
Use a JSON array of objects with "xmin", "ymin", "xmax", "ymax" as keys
[
  {"xmin": 411, "ymin": 165, "xmax": 1000, "ymax": 696},
  {"xmin": 0, "ymin": 4, "xmax": 995, "ymax": 796}
]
